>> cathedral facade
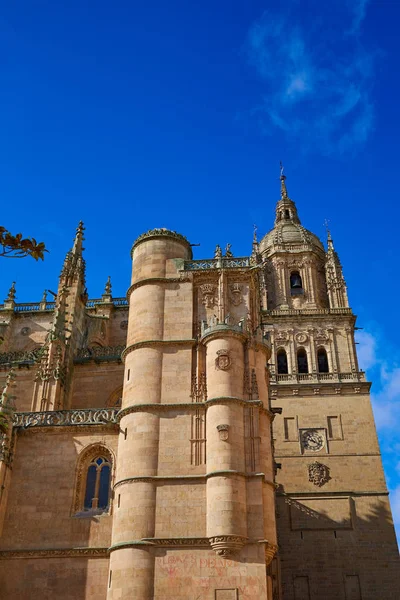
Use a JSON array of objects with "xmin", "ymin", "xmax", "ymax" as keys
[{"xmin": 0, "ymin": 174, "xmax": 398, "ymax": 599}]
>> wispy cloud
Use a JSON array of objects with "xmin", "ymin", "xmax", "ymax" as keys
[{"xmin": 246, "ymin": 1, "xmax": 376, "ymax": 154}]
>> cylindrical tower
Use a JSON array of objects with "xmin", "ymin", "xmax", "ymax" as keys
[
  {"xmin": 107, "ymin": 229, "xmax": 192, "ymax": 600},
  {"xmin": 202, "ymin": 322, "xmax": 274, "ymax": 559}
]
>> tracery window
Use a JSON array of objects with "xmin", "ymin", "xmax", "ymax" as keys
[
  {"xmin": 73, "ymin": 445, "xmax": 113, "ymax": 515},
  {"xmin": 297, "ymin": 348, "xmax": 309, "ymax": 374},
  {"xmin": 84, "ymin": 456, "xmax": 111, "ymax": 511},
  {"xmin": 277, "ymin": 348, "xmax": 288, "ymax": 374},
  {"xmin": 317, "ymin": 347, "xmax": 329, "ymax": 373}
]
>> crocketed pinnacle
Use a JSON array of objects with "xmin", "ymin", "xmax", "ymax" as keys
[
  {"xmin": 60, "ymin": 222, "xmax": 86, "ymax": 283},
  {"xmin": 72, "ymin": 221, "xmax": 85, "ymax": 256}
]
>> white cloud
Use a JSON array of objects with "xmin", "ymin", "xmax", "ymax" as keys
[
  {"xmin": 356, "ymin": 330, "xmax": 377, "ymax": 371},
  {"xmin": 389, "ymin": 485, "xmax": 400, "ymax": 545},
  {"xmin": 246, "ymin": 2, "xmax": 376, "ymax": 154}
]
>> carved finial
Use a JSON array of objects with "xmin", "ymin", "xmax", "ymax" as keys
[
  {"xmin": 5, "ymin": 282, "xmax": 16, "ymax": 303},
  {"xmin": 214, "ymin": 244, "xmax": 222, "ymax": 259},
  {"xmin": 72, "ymin": 221, "xmax": 85, "ymax": 254},
  {"xmin": 280, "ymin": 161, "xmax": 288, "ymax": 198},
  {"xmin": 324, "ymin": 219, "xmax": 334, "ymax": 249},
  {"xmin": 104, "ymin": 276, "xmax": 112, "ymax": 295},
  {"xmin": 224, "ymin": 243, "xmax": 233, "ymax": 258},
  {"xmin": 253, "ymin": 224, "xmax": 258, "ymax": 245},
  {"xmin": 41, "ymin": 289, "xmax": 48, "ymax": 303}
]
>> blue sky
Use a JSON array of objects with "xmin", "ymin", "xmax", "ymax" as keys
[{"xmin": 0, "ymin": 1, "xmax": 399, "ymax": 542}]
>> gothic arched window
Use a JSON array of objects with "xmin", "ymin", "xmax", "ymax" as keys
[
  {"xmin": 73, "ymin": 445, "xmax": 113, "ymax": 515},
  {"xmin": 290, "ymin": 271, "xmax": 303, "ymax": 294},
  {"xmin": 317, "ymin": 348, "xmax": 329, "ymax": 373},
  {"xmin": 297, "ymin": 348, "xmax": 309, "ymax": 374},
  {"xmin": 277, "ymin": 348, "xmax": 288, "ymax": 374},
  {"xmin": 84, "ymin": 456, "xmax": 111, "ymax": 511}
]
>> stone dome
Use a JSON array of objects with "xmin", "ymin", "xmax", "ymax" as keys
[{"xmin": 259, "ymin": 221, "xmax": 324, "ymax": 253}]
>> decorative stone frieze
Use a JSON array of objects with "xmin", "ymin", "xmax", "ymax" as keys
[
  {"xmin": 0, "ymin": 547, "xmax": 109, "ymax": 559},
  {"xmin": 13, "ymin": 408, "xmax": 118, "ymax": 429}
]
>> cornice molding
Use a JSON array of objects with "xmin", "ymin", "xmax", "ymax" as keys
[
  {"xmin": 126, "ymin": 277, "xmax": 191, "ymax": 300},
  {"xmin": 113, "ymin": 471, "xmax": 274, "ymax": 490},
  {"xmin": 0, "ymin": 547, "xmax": 108, "ymax": 560},
  {"xmin": 121, "ymin": 339, "xmax": 196, "ymax": 362},
  {"xmin": 117, "ymin": 398, "xmax": 271, "ymax": 421}
]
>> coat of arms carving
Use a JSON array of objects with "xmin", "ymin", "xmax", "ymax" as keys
[
  {"xmin": 215, "ymin": 349, "xmax": 231, "ymax": 371},
  {"xmin": 229, "ymin": 283, "xmax": 243, "ymax": 306},
  {"xmin": 308, "ymin": 461, "xmax": 331, "ymax": 487},
  {"xmin": 200, "ymin": 284, "xmax": 216, "ymax": 309}
]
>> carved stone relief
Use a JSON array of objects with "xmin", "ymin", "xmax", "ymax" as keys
[
  {"xmin": 314, "ymin": 328, "xmax": 329, "ymax": 344},
  {"xmin": 295, "ymin": 332, "xmax": 309, "ymax": 344},
  {"xmin": 229, "ymin": 283, "xmax": 243, "ymax": 306},
  {"xmin": 215, "ymin": 349, "xmax": 231, "ymax": 371},
  {"xmin": 308, "ymin": 461, "xmax": 331, "ymax": 487},
  {"xmin": 217, "ymin": 424, "xmax": 229, "ymax": 441},
  {"xmin": 200, "ymin": 284, "xmax": 217, "ymax": 309}
]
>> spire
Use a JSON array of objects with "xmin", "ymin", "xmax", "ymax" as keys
[
  {"xmin": 280, "ymin": 161, "xmax": 289, "ymax": 198},
  {"xmin": 324, "ymin": 225, "xmax": 349, "ymax": 309},
  {"xmin": 250, "ymin": 224, "xmax": 261, "ymax": 265},
  {"xmin": 324, "ymin": 219, "xmax": 334, "ymax": 250},
  {"xmin": 60, "ymin": 222, "xmax": 86, "ymax": 285},
  {"xmin": 274, "ymin": 164, "xmax": 301, "ymax": 226}
]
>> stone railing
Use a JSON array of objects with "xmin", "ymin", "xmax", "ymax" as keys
[
  {"xmin": 184, "ymin": 257, "xmax": 250, "ymax": 270},
  {"xmin": 0, "ymin": 347, "xmax": 42, "ymax": 366},
  {"xmin": 86, "ymin": 298, "xmax": 128, "ymax": 308},
  {"xmin": 263, "ymin": 307, "xmax": 353, "ymax": 317},
  {"xmin": 271, "ymin": 371, "xmax": 366, "ymax": 384},
  {"xmin": 0, "ymin": 299, "xmax": 128, "ymax": 312},
  {"xmin": 74, "ymin": 345, "xmax": 125, "ymax": 363},
  {"xmin": 13, "ymin": 408, "xmax": 118, "ymax": 429}
]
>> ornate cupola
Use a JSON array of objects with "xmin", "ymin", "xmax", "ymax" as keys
[{"xmin": 259, "ymin": 167, "xmax": 328, "ymax": 310}]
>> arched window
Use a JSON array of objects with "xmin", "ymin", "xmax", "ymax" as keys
[
  {"xmin": 84, "ymin": 456, "xmax": 111, "ymax": 511},
  {"xmin": 277, "ymin": 348, "xmax": 288, "ymax": 374},
  {"xmin": 297, "ymin": 348, "xmax": 309, "ymax": 374},
  {"xmin": 317, "ymin": 347, "xmax": 329, "ymax": 373},
  {"xmin": 290, "ymin": 271, "xmax": 303, "ymax": 294},
  {"xmin": 73, "ymin": 445, "xmax": 113, "ymax": 515},
  {"xmin": 107, "ymin": 386, "xmax": 123, "ymax": 408},
  {"xmin": 285, "ymin": 209, "xmax": 290, "ymax": 219}
]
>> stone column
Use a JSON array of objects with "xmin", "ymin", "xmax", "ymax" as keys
[
  {"xmin": 107, "ymin": 232, "xmax": 191, "ymax": 600},
  {"xmin": 308, "ymin": 328, "xmax": 317, "ymax": 373}
]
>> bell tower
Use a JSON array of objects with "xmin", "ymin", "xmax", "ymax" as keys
[
  {"xmin": 261, "ymin": 169, "xmax": 399, "ymax": 599},
  {"xmin": 260, "ymin": 170, "xmax": 328, "ymax": 312}
]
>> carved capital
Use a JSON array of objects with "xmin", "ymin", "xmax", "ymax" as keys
[{"xmin": 209, "ymin": 535, "xmax": 248, "ymax": 558}]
